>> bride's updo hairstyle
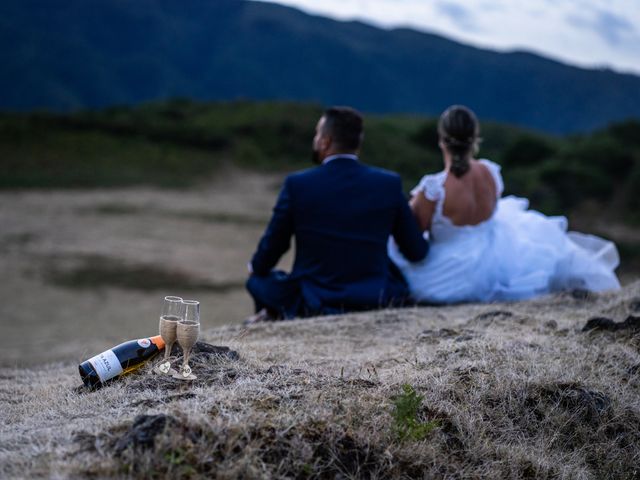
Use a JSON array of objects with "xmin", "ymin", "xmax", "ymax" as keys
[{"xmin": 438, "ymin": 105, "xmax": 480, "ymax": 178}]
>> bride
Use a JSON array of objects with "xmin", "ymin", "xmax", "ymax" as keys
[{"xmin": 388, "ymin": 105, "xmax": 621, "ymax": 303}]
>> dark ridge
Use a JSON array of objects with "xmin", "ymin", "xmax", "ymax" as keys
[{"xmin": 2, "ymin": 0, "xmax": 639, "ymax": 133}]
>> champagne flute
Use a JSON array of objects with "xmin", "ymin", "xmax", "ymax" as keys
[
  {"xmin": 154, "ymin": 296, "xmax": 185, "ymax": 375},
  {"xmin": 173, "ymin": 299, "xmax": 200, "ymax": 381}
]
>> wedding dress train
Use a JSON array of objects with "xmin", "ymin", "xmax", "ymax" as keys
[{"xmin": 388, "ymin": 159, "xmax": 620, "ymax": 303}]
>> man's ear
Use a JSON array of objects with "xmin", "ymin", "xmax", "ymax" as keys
[{"xmin": 320, "ymin": 135, "xmax": 332, "ymax": 152}]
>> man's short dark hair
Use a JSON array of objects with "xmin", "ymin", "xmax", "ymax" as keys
[{"xmin": 322, "ymin": 106, "xmax": 364, "ymax": 151}]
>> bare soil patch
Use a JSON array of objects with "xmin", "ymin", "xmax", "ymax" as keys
[{"xmin": 0, "ymin": 168, "xmax": 291, "ymax": 367}]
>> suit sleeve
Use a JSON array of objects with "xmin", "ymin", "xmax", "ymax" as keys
[
  {"xmin": 392, "ymin": 180, "xmax": 429, "ymax": 262},
  {"xmin": 250, "ymin": 177, "xmax": 294, "ymax": 276}
]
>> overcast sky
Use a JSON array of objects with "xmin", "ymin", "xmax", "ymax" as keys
[{"xmin": 257, "ymin": 0, "xmax": 640, "ymax": 75}]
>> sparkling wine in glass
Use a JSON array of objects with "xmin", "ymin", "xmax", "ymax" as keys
[
  {"xmin": 154, "ymin": 296, "xmax": 185, "ymax": 375},
  {"xmin": 173, "ymin": 300, "xmax": 200, "ymax": 381}
]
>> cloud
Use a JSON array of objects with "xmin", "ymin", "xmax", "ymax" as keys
[
  {"xmin": 436, "ymin": 1, "xmax": 480, "ymax": 31},
  {"xmin": 568, "ymin": 8, "xmax": 636, "ymax": 46},
  {"xmin": 477, "ymin": 2, "xmax": 504, "ymax": 13},
  {"xmin": 257, "ymin": 0, "xmax": 640, "ymax": 74},
  {"xmin": 593, "ymin": 10, "xmax": 635, "ymax": 45}
]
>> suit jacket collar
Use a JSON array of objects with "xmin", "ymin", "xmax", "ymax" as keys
[{"xmin": 322, "ymin": 154, "xmax": 359, "ymax": 165}]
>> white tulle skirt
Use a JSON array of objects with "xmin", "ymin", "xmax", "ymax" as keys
[{"xmin": 388, "ymin": 196, "xmax": 620, "ymax": 304}]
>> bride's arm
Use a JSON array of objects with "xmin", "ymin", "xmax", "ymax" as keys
[{"xmin": 409, "ymin": 193, "xmax": 436, "ymax": 232}]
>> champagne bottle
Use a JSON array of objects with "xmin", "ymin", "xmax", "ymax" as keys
[{"xmin": 78, "ymin": 335, "xmax": 166, "ymax": 388}]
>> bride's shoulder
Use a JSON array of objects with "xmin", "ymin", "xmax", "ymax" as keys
[
  {"xmin": 411, "ymin": 170, "xmax": 447, "ymax": 201},
  {"xmin": 477, "ymin": 158, "xmax": 501, "ymax": 171},
  {"xmin": 476, "ymin": 158, "xmax": 504, "ymax": 196}
]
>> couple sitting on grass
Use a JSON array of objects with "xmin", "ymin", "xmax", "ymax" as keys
[{"xmin": 244, "ymin": 106, "xmax": 620, "ymax": 324}]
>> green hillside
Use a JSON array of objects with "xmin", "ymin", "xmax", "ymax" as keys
[{"xmin": 2, "ymin": 100, "xmax": 639, "ymax": 222}]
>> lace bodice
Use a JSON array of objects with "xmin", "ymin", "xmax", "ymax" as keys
[{"xmin": 411, "ymin": 159, "xmax": 504, "ymax": 239}]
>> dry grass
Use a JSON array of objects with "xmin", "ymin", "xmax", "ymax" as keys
[
  {"xmin": 2, "ymin": 172, "xmax": 640, "ymax": 477},
  {"xmin": 2, "ymin": 282, "xmax": 640, "ymax": 479}
]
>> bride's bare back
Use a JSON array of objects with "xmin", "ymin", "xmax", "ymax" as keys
[
  {"xmin": 410, "ymin": 159, "xmax": 497, "ymax": 231},
  {"xmin": 442, "ymin": 159, "xmax": 496, "ymax": 225}
]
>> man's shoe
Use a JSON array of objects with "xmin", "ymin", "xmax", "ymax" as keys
[{"xmin": 243, "ymin": 308, "xmax": 273, "ymax": 326}]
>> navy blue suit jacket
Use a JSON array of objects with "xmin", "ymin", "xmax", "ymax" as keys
[{"xmin": 250, "ymin": 157, "xmax": 428, "ymax": 312}]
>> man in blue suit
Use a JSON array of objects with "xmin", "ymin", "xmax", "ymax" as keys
[{"xmin": 245, "ymin": 106, "xmax": 428, "ymax": 322}]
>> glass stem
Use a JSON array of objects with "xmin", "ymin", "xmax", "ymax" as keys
[
  {"xmin": 164, "ymin": 342, "xmax": 173, "ymax": 360},
  {"xmin": 183, "ymin": 350, "xmax": 190, "ymax": 368}
]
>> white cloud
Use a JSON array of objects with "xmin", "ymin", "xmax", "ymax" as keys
[
  {"xmin": 436, "ymin": 1, "xmax": 481, "ymax": 32},
  {"xmin": 569, "ymin": 8, "xmax": 637, "ymax": 46},
  {"xmin": 255, "ymin": 0, "xmax": 640, "ymax": 75}
]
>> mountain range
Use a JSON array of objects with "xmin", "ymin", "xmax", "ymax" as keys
[{"xmin": 2, "ymin": 0, "xmax": 640, "ymax": 133}]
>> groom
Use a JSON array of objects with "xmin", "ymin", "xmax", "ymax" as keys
[{"xmin": 245, "ymin": 106, "xmax": 428, "ymax": 322}]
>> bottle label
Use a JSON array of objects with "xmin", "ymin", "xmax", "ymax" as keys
[
  {"xmin": 88, "ymin": 349, "xmax": 123, "ymax": 383},
  {"xmin": 137, "ymin": 338, "xmax": 151, "ymax": 348}
]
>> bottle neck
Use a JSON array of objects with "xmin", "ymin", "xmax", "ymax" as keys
[{"xmin": 150, "ymin": 335, "xmax": 165, "ymax": 350}]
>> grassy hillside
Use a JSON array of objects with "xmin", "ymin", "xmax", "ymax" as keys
[
  {"xmin": 2, "ymin": 99, "xmax": 639, "ymax": 221},
  {"xmin": 1, "ymin": 100, "xmax": 639, "ymax": 478},
  {"xmin": 1, "ymin": 282, "xmax": 640, "ymax": 478}
]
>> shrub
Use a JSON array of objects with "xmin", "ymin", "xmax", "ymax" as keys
[{"xmin": 391, "ymin": 384, "xmax": 439, "ymax": 441}]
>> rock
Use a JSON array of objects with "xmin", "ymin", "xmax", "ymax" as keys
[
  {"xmin": 474, "ymin": 310, "xmax": 513, "ymax": 321},
  {"xmin": 582, "ymin": 315, "xmax": 640, "ymax": 332},
  {"xmin": 582, "ymin": 317, "xmax": 617, "ymax": 332},
  {"xmin": 555, "ymin": 386, "xmax": 611, "ymax": 424},
  {"xmin": 620, "ymin": 315, "xmax": 640, "ymax": 330},
  {"xmin": 113, "ymin": 414, "xmax": 179, "ymax": 455},
  {"xmin": 532, "ymin": 382, "xmax": 612, "ymax": 425}
]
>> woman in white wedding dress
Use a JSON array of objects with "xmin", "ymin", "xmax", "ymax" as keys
[{"xmin": 388, "ymin": 105, "xmax": 620, "ymax": 303}]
